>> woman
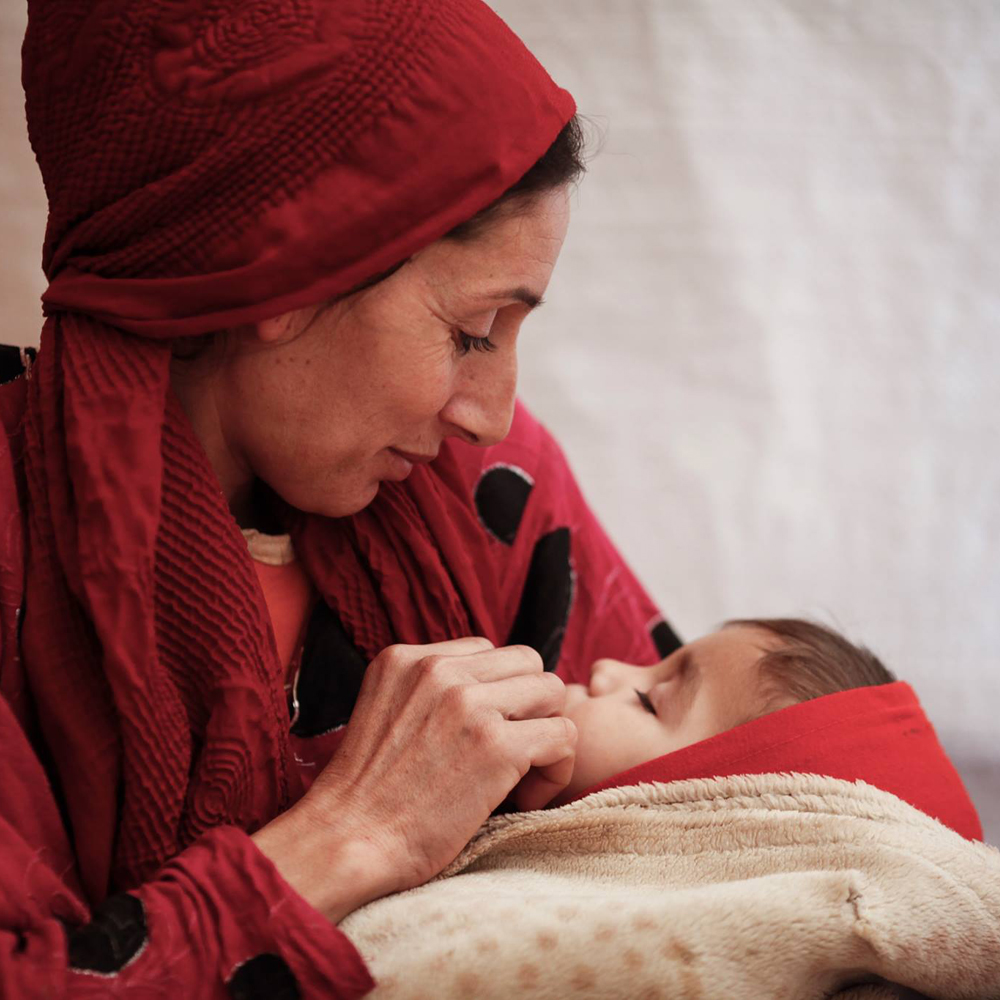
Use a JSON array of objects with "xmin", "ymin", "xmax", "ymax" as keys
[{"xmin": 0, "ymin": 1, "xmax": 668, "ymax": 996}]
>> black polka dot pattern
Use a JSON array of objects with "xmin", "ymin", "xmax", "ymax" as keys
[
  {"xmin": 0, "ymin": 344, "xmax": 36, "ymax": 386},
  {"xmin": 227, "ymin": 953, "xmax": 301, "ymax": 1000},
  {"xmin": 66, "ymin": 893, "xmax": 147, "ymax": 975},
  {"xmin": 507, "ymin": 527, "xmax": 574, "ymax": 672},
  {"xmin": 290, "ymin": 601, "xmax": 368, "ymax": 737},
  {"xmin": 650, "ymin": 618, "xmax": 683, "ymax": 658},
  {"xmin": 474, "ymin": 464, "xmax": 534, "ymax": 546}
]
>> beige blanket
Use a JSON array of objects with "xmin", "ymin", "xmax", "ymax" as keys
[{"xmin": 342, "ymin": 773, "xmax": 1000, "ymax": 999}]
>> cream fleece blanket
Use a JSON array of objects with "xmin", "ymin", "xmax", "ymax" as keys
[{"xmin": 342, "ymin": 773, "xmax": 1000, "ymax": 999}]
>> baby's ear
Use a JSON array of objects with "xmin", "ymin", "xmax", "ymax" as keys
[{"xmin": 253, "ymin": 305, "xmax": 320, "ymax": 344}]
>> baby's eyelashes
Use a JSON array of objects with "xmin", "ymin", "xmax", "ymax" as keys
[{"xmin": 635, "ymin": 688, "xmax": 657, "ymax": 715}]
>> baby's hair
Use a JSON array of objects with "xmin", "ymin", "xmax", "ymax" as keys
[{"xmin": 725, "ymin": 617, "xmax": 896, "ymax": 707}]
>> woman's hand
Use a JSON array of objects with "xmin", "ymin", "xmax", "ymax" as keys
[{"xmin": 252, "ymin": 637, "xmax": 576, "ymax": 921}]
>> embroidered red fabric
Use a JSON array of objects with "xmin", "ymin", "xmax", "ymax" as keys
[
  {"xmin": 32, "ymin": 1, "xmax": 575, "ymax": 337},
  {"xmin": 574, "ymin": 681, "xmax": 983, "ymax": 842}
]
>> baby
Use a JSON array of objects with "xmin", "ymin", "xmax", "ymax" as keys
[
  {"xmin": 343, "ymin": 621, "xmax": 989, "ymax": 1000},
  {"xmin": 550, "ymin": 617, "xmax": 895, "ymax": 805}
]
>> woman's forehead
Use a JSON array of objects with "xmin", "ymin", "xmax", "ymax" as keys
[
  {"xmin": 427, "ymin": 188, "xmax": 569, "ymax": 258},
  {"xmin": 413, "ymin": 190, "xmax": 570, "ymax": 306}
]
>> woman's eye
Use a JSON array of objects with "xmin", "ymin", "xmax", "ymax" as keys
[
  {"xmin": 456, "ymin": 330, "xmax": 498, "ymax": 356},
  {"xmin": 635, "ymin": 688, "xmax": 657, "ymax": 716}
]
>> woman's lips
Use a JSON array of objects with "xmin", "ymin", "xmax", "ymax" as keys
[
  {"xmin": 383, "ymin": 449, "xmax": 413, "ymax": 480},
  {"xmin": 384, "ymin": 448, "xmax": 438, "ymax": 481},
  {"xmin": 390, "ymin": 448, "xmax": 437, "ymax": 465}
]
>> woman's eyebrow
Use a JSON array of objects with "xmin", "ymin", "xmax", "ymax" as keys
[{"xmin": 481, "ymin": 287, "xmax": 545, "ymax": 310}]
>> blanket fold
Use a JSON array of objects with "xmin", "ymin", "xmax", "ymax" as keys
[{"xmin": 342, "ymin": 773, "xmax": 1000, "ymax": 999}]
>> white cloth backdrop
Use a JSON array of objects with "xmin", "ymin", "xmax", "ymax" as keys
[{"xmin": 1, "ymin": 2, "xmax": 997, "ymax": 841}]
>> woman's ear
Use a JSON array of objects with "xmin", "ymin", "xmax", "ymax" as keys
[{"xmin": 254, "ymin": 305, "xmax": 321, "ymax": 344}]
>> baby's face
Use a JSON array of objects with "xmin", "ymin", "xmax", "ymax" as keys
[{"xmin": 553, "ymin": 625, "xmax": 790, "ymax": 805}]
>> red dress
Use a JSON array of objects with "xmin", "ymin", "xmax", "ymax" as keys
[{"xmin": 0, "ymin": 369, "xmax": 665, "ymax": 998}]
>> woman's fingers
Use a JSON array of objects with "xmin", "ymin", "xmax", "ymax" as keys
[
  {"xmin": 507, "ymin": 716, "xmax": 578, "ymax": 812},
  {"xmin": 415, "ymin": 642, "xmax": 544, "ymax": 684},
  {"xmin": 358, "ymin": 636, "xmax": 496, "ymax": 709},
  {"xmin": 461, "ymin": 644, "xmax": 543, "ymax": 680},
  {"xmin": 367, "ymin": 638, "xmax": 540, "ymax": 689},
  {"xmin": 380, "ymin": 635, "xmax": 495, "ymax": 664},
  {"xmin": 464, "ymin": 669, "xmax": 566, "ymax": 720},
  {"xmin": 298, "ymin": 639, "xmax": 576, "ymax": 911}
]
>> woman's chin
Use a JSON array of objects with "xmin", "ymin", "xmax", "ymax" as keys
[
  {"xmin": 284, "ymin": 479, "xmax": 382, "ymax": 520},
  {"xmin": 330, "ymin": 483, "xmax": 381, "ymax": 518}
]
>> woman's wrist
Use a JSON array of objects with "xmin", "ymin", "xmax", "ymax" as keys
[{"xmin": 251, "ymin": 802, "xmax": 398, "ymax": 924}]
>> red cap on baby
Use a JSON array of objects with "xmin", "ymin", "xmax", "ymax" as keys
[{"xmin": 569, "ymin": 681, "xmax": 983, "ymax": 841}]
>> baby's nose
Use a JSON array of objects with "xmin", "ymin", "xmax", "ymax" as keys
[{"xmin": 589, "ymin": 658, "xmax": 651, "ymax": 697}]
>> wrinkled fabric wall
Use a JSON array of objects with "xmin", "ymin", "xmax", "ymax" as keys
[
  {"xmin": 499, "ymin": 0, "xmax": 999, "ymax": 840},
  {"xmin": 2, "ymin": 2, "xmax": 997, "ymax": 840}
]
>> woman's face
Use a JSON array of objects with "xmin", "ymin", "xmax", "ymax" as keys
[{"xmin": 174, "ymin": 188, "xmax": 571, "ymax": 522}]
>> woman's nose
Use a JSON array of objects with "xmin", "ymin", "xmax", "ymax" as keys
[
  {"xmin": 440, "ymin": 350, "xmax": 517, "ymax": 447},
  {"xmin": 589, "ymin": 658, "xmax": 653, "ymax": 697}
]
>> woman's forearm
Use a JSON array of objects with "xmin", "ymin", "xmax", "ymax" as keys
[{"xmin": 251, "ymin": 801, "xmax": 399, "ymax": 924}]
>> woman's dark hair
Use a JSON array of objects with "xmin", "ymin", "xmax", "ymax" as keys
[
  {"xmin": 727, "ymin": 617, "xmax": 896, "ymax": 706},
  {"xmin": 444, "ymin": 114, "xmax": 588, "ymax": 242}
]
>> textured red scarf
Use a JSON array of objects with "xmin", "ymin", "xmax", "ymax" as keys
[{"xmin": 19, "ymin": 0, "xmax": 575, "ymax": 902}]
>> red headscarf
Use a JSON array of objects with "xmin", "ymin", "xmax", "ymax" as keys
[
  {"xmin": 17, "ymin": 0, "xmax": 575, "ymax": 902},
  {"xmin": 574, "ymin": 681, "xmax": 983, "ymax": 841}
]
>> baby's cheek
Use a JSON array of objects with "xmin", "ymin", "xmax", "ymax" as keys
[
  {"xmin": 559, "ymin": 704, "xmax": 609, "ymax": 796},
  {"xmin": 567, "ymin": 703, "xmax": 658, "ymax": 795}
]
